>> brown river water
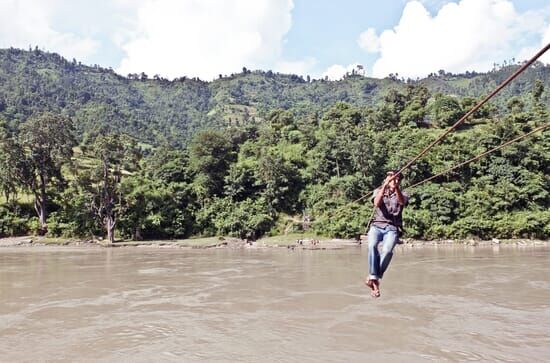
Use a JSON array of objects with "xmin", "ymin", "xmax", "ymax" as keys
[{"xmin": 1, "ymin": 245, "xmax": 549, "ymax": 362}]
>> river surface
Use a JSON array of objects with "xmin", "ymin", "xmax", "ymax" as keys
[{"xmin": 1, "ymin": 245, "xmax": 549, "ymax": 362}]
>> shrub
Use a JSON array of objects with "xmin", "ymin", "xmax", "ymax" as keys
[{"xmin": 0, "ymin": 204, "xmax": 33, "ymax": 237}]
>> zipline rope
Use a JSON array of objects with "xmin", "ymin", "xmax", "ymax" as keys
[
  {"xmin": 404, "ymin": 122, "xmax": 549, "ymax": 191},
  {"xmin": 393, "ymin": 42, "xmax": 550, "ymax": 181},
  {"xmin": 333, "ymin": 43, "xmax": 550, "ymax": 212},
  {"xmin": 350, "ymin": 122, "xmax": 548, "ymax": 235},
  {"xmin": 333, "ymin": 121, "xmax": 548, "ymax": 220}
]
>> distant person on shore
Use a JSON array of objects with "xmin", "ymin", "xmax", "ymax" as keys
[{"xmin": 365, "ymin": 170, "xmax": 408, "ymax": 298}]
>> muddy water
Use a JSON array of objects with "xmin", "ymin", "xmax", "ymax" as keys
[{"xmin": 1, "ymin": 245, "xmax": 549, "ymax": 362}]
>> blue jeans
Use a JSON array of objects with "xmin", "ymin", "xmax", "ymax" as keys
[{"xmin": 367, "ymin": 225, "xmax": 399, "ymax": 280}]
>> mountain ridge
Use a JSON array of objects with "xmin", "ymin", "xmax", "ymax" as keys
[{"xmin": 1, "ymin": 47, "xmax": 548, "ymax": 146}]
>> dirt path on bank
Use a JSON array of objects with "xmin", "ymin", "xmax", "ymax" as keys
[{"xmin": 1, "ymin": 235, "xmax": 548, "ymax": 250}]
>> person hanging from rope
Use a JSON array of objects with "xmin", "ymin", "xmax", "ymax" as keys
[{"xmin": 365, "ymin": 170, "xmax": 408, "ymax": 298}]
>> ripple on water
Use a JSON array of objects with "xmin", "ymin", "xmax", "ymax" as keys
[{"xmin": 137, "ymin": 267, "xmax": 178, "ymax": 274}]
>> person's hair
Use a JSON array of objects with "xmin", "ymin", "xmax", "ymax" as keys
[{"xmin": 387, "ymin": 169, "xmax": 402, "ymax": 180}]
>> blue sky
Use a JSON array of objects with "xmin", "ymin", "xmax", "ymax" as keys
[
  {"xmin": 284, "ymin": 0, "xmax": 406, "ymax": 73},
  {"xmin": 0, "ymin": 0, "xmax": 548, "ymax": 80}
]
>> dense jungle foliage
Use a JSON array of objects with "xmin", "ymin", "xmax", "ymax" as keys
[{"xmin": 0, "ymin": 48, "xmax": 548, "ymax": 241}]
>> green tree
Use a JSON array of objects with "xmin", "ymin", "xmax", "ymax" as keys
[
  {"xmin": 532, "ymin": 79, "xmax": 544, "ymax": 103},
  {"xmin": 47, "ymin": 181, "xmax": 101, "ymax": 238},
  {"xmin": 429, "ymin": 94, "xmax": 464, "ymax": 128},
  {"xmin": 309, "ymin": 103, "xmax": 365, "ymax": 180},
  {"xmin": 188, "ymin": 129, "xmax": 235, "ymax": 203},
  {"xmin": 255, "ymin": 150, "xmax": 303, "ymax": 212},
  {"xmin": 19, "ymin": 112, "xmax": 76, "ymax": 234},
  {"xmin": 506, "ymin": 97, "xmax": 524, "ymax": 114},
  {"xmin": 119, "ymin": 158, "xmax": 196, "ymax": 240},
  {"xmin": 267, "ymin": 109, "xmax": 295, "ymax": 131},
  {"xmin": 82, "ymin": 134, "xmax": 141, "ymax": 244},
  {"xmin": 0, "ymin": 120, "xmax": 26, "ymax": 203},
  {"xmin": 400, "ymin": 85, "xmax": 430, "ymax": 127},
  {"xmin": 531, "ymin": 79, "xmax": 546, "ymax": 120},
  {"xmin": 209, "ymin": 197, "xmax": 274, "ymax": 239},
  {"xmin": 369, "ymin": 101, "xmax": 401, "ymax": 130},
  {"xmin": 460, "ymin": 97, "xmax": 496, "ymax": 121}
]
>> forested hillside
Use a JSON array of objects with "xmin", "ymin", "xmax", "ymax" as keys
[
  {"xmin": 0, "ymin": 47, "xmax": 548, "ymax": 242},
  {"xmin": 1, "ymin": 47, "xmax": 549, "ymax": 146}
]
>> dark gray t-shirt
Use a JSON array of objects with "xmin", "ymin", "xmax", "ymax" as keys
[{"xmin": 371, "ymin": 188, "xmax": 409, "ymax": 229}]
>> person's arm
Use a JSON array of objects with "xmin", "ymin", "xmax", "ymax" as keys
[
  {"xmin": 373, "ymin": 176, "xmax": 391, "ymax": 207},
  {"xmin": 394, "ymin": 183, "xmax": 406, "ymax": 206}
]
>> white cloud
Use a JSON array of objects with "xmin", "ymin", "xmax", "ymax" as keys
[
  {"xmin": 322, "ymin": 65, "xmax": 347, "ymax": 80},
  {"xmin": 0, "ymin": 0, "xmax": 99, "ymax": 61},
  {"xmin": 116, "ymin": 0, "xmax": 314, "ymax": 80},
  {"xmin": 322, "ymin": 63, "xmax": 366, "ymax": 80},
  {"xmin": 275, "ymin": 57, "xmax": 318, "ymax": 76},
  {"xmin": 358, "ymin": 28, "xmax": 380, "ymax": 53},
  {"xmin": 359, "ymin": 0, "xmax": 550, "ymax": 78}
]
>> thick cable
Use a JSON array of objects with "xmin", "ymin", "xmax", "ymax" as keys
[
  {"xmin": 394, "ymin": 42, "xmax": 550, "ymax": 179},
  {"xmin": 405, "ymin": 122, "xmax": 549, "ymax": 190},
  {"xmin": 335, "ymin": 43, "xmax": 550, "ymax": 213}
]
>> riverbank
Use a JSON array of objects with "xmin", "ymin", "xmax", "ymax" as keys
[{"xmin": 0, "ymin": 234, "xmax": 548, "ymax": 249}]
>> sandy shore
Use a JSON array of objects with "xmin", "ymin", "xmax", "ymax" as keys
[{"xmin": 0, "ymin": 235, "xmax": 548, "ymax": 249}]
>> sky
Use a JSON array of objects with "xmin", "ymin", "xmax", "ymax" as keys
[{"xmin": 0, "ymin": 0, "xmax": 549, "ymax": 80}]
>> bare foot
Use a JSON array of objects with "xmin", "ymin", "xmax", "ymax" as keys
[
  {"xmin": 372, "ymin": 280, "xmax": 380, "ymax": 298},
  {"xmin": 365, "ymin": 278, "xmax": 374, "ymax": 290},
  {"xmin": 365, "ymin": 278, "xmax": 380, "ymax": 298}
]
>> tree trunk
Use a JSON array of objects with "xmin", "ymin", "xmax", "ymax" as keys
[
  {"xmin": 102, "ymin": 160, "xmax": 115, "ymax": 245},
  {"xmin": 38, "ymin": 172, "xmax": 47, "ymax": 235},
  {"xmin": 33, "ymin": 194, "xmax": 47, "ymax": 236},
  {"xmin": 134, "ymin": 227, "xmax": 143, "ymax": 241},
  {"xmin": 106, "ymin": 217, "xmax": 115, "ymax": 245}
]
